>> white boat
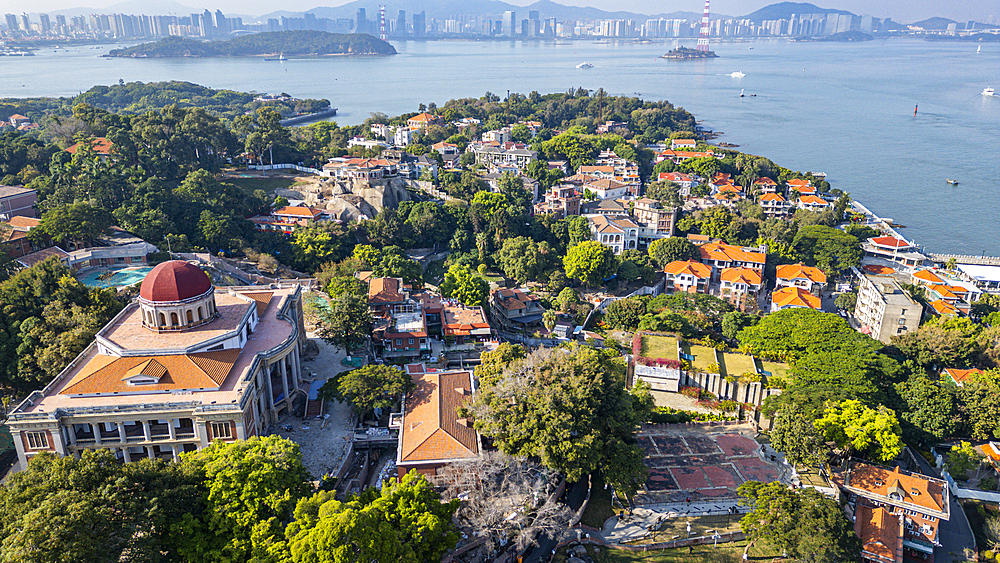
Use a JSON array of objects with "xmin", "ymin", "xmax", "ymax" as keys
[
  {"xmin": 984, "ymin": 87, "xmax": 996, "ymax": 97},
  {"xmin": 977, "ymin": 45, "xmax": 981, "ymax": 54},
  {"xmin": 730, "ymin": 71, "xmax": 745, "ymax": 78},
  {"xmin": 576, "ymin": 62, "xmax": 593, "ymax": 68},
  {"xmin": 740, "ymin": 88, "xmax": 745, "ymax": 98}
]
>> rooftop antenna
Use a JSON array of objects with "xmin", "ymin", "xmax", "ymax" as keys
[
  {"xmin": 697, "ymin": 0, "xmax": 711, "ymax": 52},
  {"xmin": 379, "ymin": 5, "xmax": 387, "ymax": 41}
]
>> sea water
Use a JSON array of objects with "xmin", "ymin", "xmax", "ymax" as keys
[{"xmin": 2, "ymin": 37, "xmax": 997, "ymax": 254}]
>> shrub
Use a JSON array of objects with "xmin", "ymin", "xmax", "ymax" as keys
[
  {"xmin": 706, "ymin": 362, "xmax": 720, "ymax": 374},
  {"xmin": 680, "ymin": 386, "xmax": 702, "ymax": 399}
]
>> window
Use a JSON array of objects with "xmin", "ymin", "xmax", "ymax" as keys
[
  {"xmin": 25, "ymin": 431, "xmax": 48, "ymax": 449},
  {"xmin": 898, "ymin": 318, "xmax": 906, "ymax": 325},
  {"xmin": 396, "ymin": 339, "xmax": 402, "ymax": 346},
  {"xmin": 408, "ymin": 338, "xmax": 414, "ymax": 345},
  {"xmin": 210, "ymin": 422, "xmax": 233, "ymax": 440}
]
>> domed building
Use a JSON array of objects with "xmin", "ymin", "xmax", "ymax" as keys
[{"xmin": 7, "ymin": 260, "xmax": 307, "ymax": 466}]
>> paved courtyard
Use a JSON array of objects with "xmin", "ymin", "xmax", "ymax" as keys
[{"xmin": 636, "ymin": 425, "xmax": 787, "ymax": 505}]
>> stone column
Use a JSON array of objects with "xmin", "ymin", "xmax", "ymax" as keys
[
  {"xmin": 142, "ymin": 420, "xmax": 151, "ymax": 441},
  {"xmin": 279, "ymin": 358, "xmax": 289, "ymax": 405},
  {"xmin": 171, "ymin": 445, "xmax": 180, "ymax": 462},
  {"xmin": 196, "ymin": 421, "xmax": 209, "ymax": 448},
  {"xmin": 67, "ymin": 425, "xmax": 77, "ymax": 446},
  {"xmin": 93, "ymin": 423, "xmax": 102, "ymax": 445},
  {"xmin": 117, "ymin": 422, "xmax": 127, "ymax": 443},
  {"xmin": 123, "ymin": 447, "xmax": 132, "ymax": 463},
  {"xmin": 146, "ymin": 446, "xmax": 154, "ymax": 459},
  {"xmin": 168, "ymin": 419, "xmax": 176, "ymax": 441}
]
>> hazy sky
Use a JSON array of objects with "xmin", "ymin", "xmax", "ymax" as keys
[{"xmin": 13, "ymin": 0, "xmax": 998, "ymax": 23}]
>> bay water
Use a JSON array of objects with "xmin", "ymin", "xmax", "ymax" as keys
[{"xmin": 2, "ymin": 37, "xmax": 998, "ymax": 254}]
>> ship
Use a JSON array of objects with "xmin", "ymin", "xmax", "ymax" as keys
[
  {"xmin": 576, "ymin": 62, "xmax": 593, "ymax": 68},
  {"xmin": 983, "ymin": 87, "xmax": 996, "ymax": 97},
  {"xmin": 661, "ymin": 46, "xmax": 718, "ymax": 60}
]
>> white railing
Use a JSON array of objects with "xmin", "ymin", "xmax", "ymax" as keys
[{"xmin": 246, "ymin": 163, "xmax": 322, "ymax": 175}]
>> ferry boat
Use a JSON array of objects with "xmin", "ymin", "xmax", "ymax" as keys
[
  {"xmin": 983, "ymin": 87, "xmax": 996, "ymax": 97},
  {"xmin": 576, "ymin": 62, "xmax": 593, "ymax": 68},
  {"xmin": 730, "ymin": 71, "xmax": 745, "ymax": 78}
]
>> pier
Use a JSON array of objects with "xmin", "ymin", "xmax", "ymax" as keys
[{"xmin": 928, "ymin": 254, "xmax": 1000, "ymax": 267}]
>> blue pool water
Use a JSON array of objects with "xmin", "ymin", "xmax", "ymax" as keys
[{"xmin": 77, "ymin": 266, "xmax": 154, "ymax": 289}]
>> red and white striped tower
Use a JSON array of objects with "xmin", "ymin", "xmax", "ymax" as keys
[
  {"xmin": 696, "ymin": 0, "xmax": 711, "ymax": 52},
  {"xmin": 379, "ymin": 5, "xmax": 387, "ymax": 41}
]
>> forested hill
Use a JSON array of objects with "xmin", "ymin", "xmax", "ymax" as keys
[{"xmin": 106, "ymin": 31, "xmax": 397, "ymax": 58}]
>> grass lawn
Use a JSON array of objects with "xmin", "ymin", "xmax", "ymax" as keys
[
  {"xmin": 719, "ymin": 352, "xmax": 756, "ymax": 379},
  {"xmin": 581, "ymin": 474, "xmax": 618, "ymax": 530},
  {"xmin": 222, "ymin": 175, "xmax": 303, "ymax": 195},
  {"xmin": 641, "ymin": 335, "xmax": 679, "ymax": 361},
  {"xmin": 796, "ymin": 468, "xmax": 831, "ymax": 488},
  {"xmin": 757, "ymin": 361, "xmax": 790, "ymax": 380},
  {"xmin": 635, "ymin": 514, "xmax": 743, "ymax": 546},
  {"xmin": 680, "ymin": 343, "xmax": 718, "ymax": 372},
  {"xmin": 555, "ymin": 539, "xmax": 781, "ymax": 563}
]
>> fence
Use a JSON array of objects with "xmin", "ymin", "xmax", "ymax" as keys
[
  {"xmin": 246, "ymin": 163, "xmax": 322, "ymax": 175},
  {"xmin": 932, "ymin": 447, "xmax": 1000, "ymax": 503}
]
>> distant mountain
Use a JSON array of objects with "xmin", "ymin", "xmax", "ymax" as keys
[
  {"xmin": 740, "ymin": 2, "xmax": 854, "ymax": 23},
  {"xmin": 908, "ymin": 17, "xmax": 957, "ymax": 30},
  {"xmin": 256, "ymin": 0, "xmax": 727, "ymax": 24}
]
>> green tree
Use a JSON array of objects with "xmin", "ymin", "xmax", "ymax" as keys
[
  {"xmin": 644, "ymin": 180, "xmax": 682, "ymax": 207},
  {"xmin": 770, "ymin": 403, "xmax": 826, "ymax": 467},
  {"xmin": 737, "ymin": 481, "xmax": 860, "ymax": 563},
  {"xmin": 465, "ymin": 345, "xmax": 653, "ymax": 496},
  {"xmin": 647, "ymin": 236, "xmax": 699, "ymax": 268},
  {"xmin": 813, "ymin": 400, "xmax": 903, "ymax": 462},
  {"xmin": 834, "ymin": 291, "xmax": 857, "ymax": 312},
  {"xmin": 496, "ymin": 236, "xmax": 547, "ymax": 284},
  {"xmin": 563, "ymin": 241, "xmax": 616, "ymax": 286},
  {"xmin": 603, "ymin": 298, "xmax": 646, "ymax": 329},
  {"xmin": 945, "ymin": 441, "xmax": 984, "ymax": 480},
  {"xmin": 285, "ymin": 471, "xmax": 459, "ymax": 563},
  {"xmin": 326, "ymin": 364, "xmax": 414, "ymax": 419},
  {"xmin": 475, "ymin": 342, "xmax": 527, "ymax": 387},
  {"xmin": 792, "ymin": 225, "xmax": 862, "ymax": 276},
  {"xmin": 959, "ymin": 370, "xmax": 1000, "ymax": 440},
  {"xmin": 440, "ymin": 264, "xmax": 489, "ymax": 307},
  {"xmin": 0, "ymin": 450, "xmax": 200, "ymax": 563},
  {"xmin": 37, "ymin": 202, "xmax": 113, "ymax": 246},
  {"xmin": 721, "ymin": 311, "xmax": 759, "ymax": 340},
  {"xmin": 894, "ymin": 374, "xmax": 958, "ymax": 444},
  {"xmin": 176, "ymin": 436, "xmax": 311, "ymax": 562},
  {"xmin": 316, "ymin": 293, "xmax": 373, "ymax": 352}
]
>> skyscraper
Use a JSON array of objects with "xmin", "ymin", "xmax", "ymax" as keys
[
  {"xmin": 4, "ymin": 14, "xmax": 19, "ymax": 33},
  {"xmin": 356, "ymin": 8, "xmax": 367, "ymax": 34},
  {"xmin": 39, "ymin": 14, "xmax": 51, "ymax": 34},
  {"xmin": 502, "ymin": 11, "xmax": 516, "ymax": 36},
  {"xmin": 396, "ymin": 10, "xmax": 406, "ymax": 36},
  {"xmin": 201, "ymin": 9, "xmax": 215, "ymax": 35},
  {"xmin": 412, "ymin": 11, "xmax": 425, "ymax": 36},
  {"xmin": 19, "ymin": 13, "xmax": 31, "ymax": 33}
]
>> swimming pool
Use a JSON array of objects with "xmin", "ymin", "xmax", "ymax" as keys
[{"xmin": 77, "ymin": 266, "xmax": 155, "ymax": 289}]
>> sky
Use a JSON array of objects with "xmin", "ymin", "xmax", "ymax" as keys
[{"xmin": 11, "ymin": 0, "xmax": 997, "ymax": 23}]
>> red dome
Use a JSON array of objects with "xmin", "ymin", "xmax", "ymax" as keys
[{"xmin": 140, "ymin": 261, "xmax": 212, "ymax": 302}]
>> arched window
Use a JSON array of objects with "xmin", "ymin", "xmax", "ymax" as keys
[
  {"xmin": 159, "ymin": 312, "xmax": 166, "ymax": 326},
  {"xmin": 187, "ymin": 310, "xmax": 194, "ymax": 324},
  {"xmin": 198, "ymin": 307, "xmax": 203, "ymax": 320},
  {"xmin": 170, "ymin": 312, "xmax": 179, "ymax": 326}
]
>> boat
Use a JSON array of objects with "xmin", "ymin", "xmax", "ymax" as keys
[
  {"xmin": 730, "ymin": 71, "xmax": 745, "ymax": 78},
  {"xmin": 576, "ymin": 62, "xmax": 593, "ymax": 68},
  {"xmin": 263, "ymin": 54, "xmax": 287, "ymax": 61},
  {"xmin": 740, "ymin": 88, "xmax": 745, "ymax": 98},
  {"xmin": 978, "ymin": 45, "xmax": 982, "ymax": 54},
  {"xmin": 946, "ymin": 179, "xmax": 959, "ymax": 185},
  {"xmin": 983, "ymin": 87, "xmax": 996, "ymax": 97}
]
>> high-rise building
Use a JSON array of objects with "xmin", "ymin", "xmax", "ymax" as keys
[
  {"xmin": 4, "ymin": 14, "xmax": 18, "ymax": 33},
  {"xmin": 356, "ymin": 8, "xmax": 367, "ymax": 34},
  {"xmin": 502, "ymin": 10, "xmax": 516, "ymax": 36},
  {"xmin": 412, "ymin": 11, "xmax": 425, "ymax": 36},
  {"xmin": 202, "ymin": 9, "xmax": 214, "ymax": 35},
  {"xmin": 19, "ymin": 13, "xmax": 31, "ymax": 33},
  {"xmin": 528, "ymin": 10, "xmax": 539, "ymax": 21},
  {"xmin": 39, "ymin": 14, "xmax": 51, "ymax": 34},
  {"xmin": 55, "ymin": 14, "xmax": 66, "ymax": 31},
  {"xmin": 396, "ymin": 10, "xmax": 406, "ymax": 35},
  {"xmin": 215, "ymin": 10, "xmax": 228, "ymax": 34}
]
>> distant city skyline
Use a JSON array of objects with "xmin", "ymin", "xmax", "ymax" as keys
[{"xmin": 7, "ymin": 0, "xmax": 995, "ymax": 23}]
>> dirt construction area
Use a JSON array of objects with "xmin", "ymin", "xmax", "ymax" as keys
[
  {"xmin": 636, "ymin": 425, "xmax": 788, "ymax": 506},
  {"xmin": 272, "ymin": 334, "xmax": 357, "ymax": 479}
]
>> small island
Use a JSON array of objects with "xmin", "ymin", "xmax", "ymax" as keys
[
  {"xmin": 106, "ymin": 30, "xmax": 397, "ymax": 58},
  {"xmin": 814, "ymin": 30, "xmax": 874, "ymax": 42},
  {"xmin": 661, "ymin": 46, "xmax": 719, "ymax": 60}
]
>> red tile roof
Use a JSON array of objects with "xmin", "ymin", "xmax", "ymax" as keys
[
  {"xmin": 870, "ymin": 236, "xmax": 911, "ymax": 249},
  {"xmin": 942, "ymin": 367, "xmax": 982, "ymax": 385},
  {"xmin": 771, "ymin": 286, "xmax": 821, "ymax": 309},
  {"xmin": 139, "ymin": 261, "xmax": 212, "ymax": 302},
  {"xmin": 273, "ymin": 206, "xmax": 322, "ymax": 219},
  {"xmin": 60, "ymin": 349, "xmax": 240, "ymax": 395},
  {"xmin": 776, "ymin": 263, "xmax": 827, "ymax": 284},
  {"xmin": 368, "ymin": 277, "xmax": 407, "ymax": 304},
  {"xmin": 720, "ymin": 267, "xmax": 762, "ymax": 285},
  {"xmin": 699, "ymin": 242, "xmax": 766, "ymax": 266},
  {"xmin": 846, "ymin": 463, "xmax": 945, "ymax": 514},
  {"xmin": 399, "ymin": 369, "xmax": 479, "ymax": 463},
  {"xmin": 66, "ymin": 137, "xmax": 114, "ymax": 156}
]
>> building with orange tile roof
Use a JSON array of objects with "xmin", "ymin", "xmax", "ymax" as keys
[
  {"xmin": 6, "ymin": 261, "xmax": 306, "ymax": 468},
  {"xmin": 698, "ymin": 241, "xmax": 766, "ymax": 280},
  {"xmin": 670, "ymin": 138, "xmax": 696, "ymax": 149},
  {"xmin": 396, "ymin": 365, "xmax": 480, "ymax": 482},
  {"xmin": 835, "ymin": 461, "xmax": 949, "ymax": 561},
  {"xmin": 770, "ymin": 286, "xmax": 821, "ymax": 312},
  {"xmin": 66, "ymin": 137, "xmax": 115, "ymax": 158},
  {"xmin": 753, "ymin": 177, "xmax": 778, "ymax": 193},
  {"xmin": 941, "ymin": 368, "xmax": 983, "ymax": 387},
  {"xmin": 911, "ymin": 269, "xmax": 946, "ymax": 286},
  {"xmin": 489, "ymin": 288, "xmax": 545, "ymax": 333},
  {"xmin": 664, "ymin": 260, "xmax": 711, "ymax": 294},
  {"xmin": 797, "ymin": 194, "xmax": 831, "ymax": 211},
  {"xmin": 406, "ymin": 112, "xmax": 441, "ymax": 129},
  {"xmin": 720, "ymin": 267, "xmax": 763, "ymax": 305},
  {"xmin": 656, "ymin": 149, "xmax": 715, "ymax": 164},
  {"xmin": 758, "ymin": 192, "xmax": 791, "ymax": 217},
  {"xmin": 775, "ymin": 263, "xmax": 827, "ymax": 295},
  {"xmin": 1, "ymin": 215, "xmax": 42, "ymax": 258}
]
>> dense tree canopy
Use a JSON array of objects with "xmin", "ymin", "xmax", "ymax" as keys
[
  {"xmin": 813, "ymin": 400, "xmax": 903, "ymax": 462},
  {"xmin": 563, "ymin": 241, "xmax": 617, "ymax": 286}
]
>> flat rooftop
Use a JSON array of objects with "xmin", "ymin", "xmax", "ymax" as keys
[
  {"xmin": 101, "ymin": 292, "xmax": 251, "ymax": 352},
  {"xmin": 17, "ymin": 287, "xmax": 296, "ymax": 415}
]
